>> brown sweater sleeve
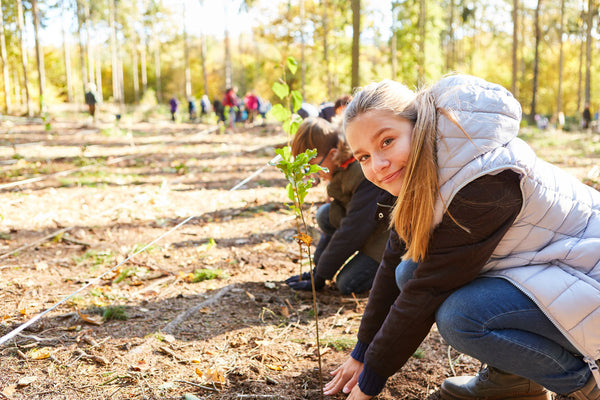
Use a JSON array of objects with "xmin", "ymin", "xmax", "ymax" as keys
[{"xmin": 357, "ymin": 170, "xmax": 523, "ymax": 390}]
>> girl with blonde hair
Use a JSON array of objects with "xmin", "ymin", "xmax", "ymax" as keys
[{"xmin": 324, "ymin": 75, "xmax": 600, "ymax": 400}]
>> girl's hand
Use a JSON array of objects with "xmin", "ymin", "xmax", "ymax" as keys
[
  {"xmin": 323, "ymin": 357, "xmax": 363, "ymax": 396},
  {"xmin": 347, "ymin": 385, "xmax": 373, "ymax": 400}
]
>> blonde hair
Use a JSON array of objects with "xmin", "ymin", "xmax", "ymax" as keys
[
  {"xmin": 291, "ymin": 117, "xmax": 353, "ymax": 165},
  {"xmin": 344, "ymin": 80, "xmax": 439, "ymax": 261}
]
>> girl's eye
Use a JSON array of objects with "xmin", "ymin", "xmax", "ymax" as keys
[
  {"xmin": 358, "ymin": 154, "xmax": 370, "ymax": 163},
  {"xmin": 382, "ymin": 138, "xmax": 393, "ymax": 147}
]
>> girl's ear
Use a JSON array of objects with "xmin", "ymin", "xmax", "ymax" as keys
[{"xmin": 328, "ymin": 147, "xmax": 338, "ymax": 164}]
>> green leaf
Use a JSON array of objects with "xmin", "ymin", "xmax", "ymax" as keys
[
  {"xmin": 286, "ymin": 183, "xmax": 295, "ymax": 203},
  {"xmin": 291, "ymin": 90, "xmax": 303, "ymax": 113},
  {"xmin": 286, "ymin": 57, "xmax": 298, "ymax": 75},
  {"xmin": 269, "ymin": 103, "xmax": 291, "ymax": 122},
  {"xmin": 272, "ymin": 81, "xmax": 289, "ymax": 100}
]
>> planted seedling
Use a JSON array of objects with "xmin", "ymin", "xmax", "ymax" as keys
[{"xmin": 269, "ymin": 56, "xmax": 326, "ymax": 397}]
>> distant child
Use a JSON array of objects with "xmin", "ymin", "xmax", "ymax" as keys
[
  {"xmin": 85, "ymin": 84, "xmax": 98, "ymax": 120},
  {"xmin": 169, "ymin": 95, "xmax": 178, "ymax": 121},
  {"xmin": 222, "ymin": 87, "xmax": 240, "ymax": 131},
  {"xmin": 285, "ymin": 118, "xmax": 393, "ymax": 295},
  {"xmin": 188, "ymin": 97, "xmax": 197, "ymax": 120}
]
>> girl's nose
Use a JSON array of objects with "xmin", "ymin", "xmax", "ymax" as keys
[{"xmin": 372, "ymin": 154, "xmax": 389, "ymax": 172}]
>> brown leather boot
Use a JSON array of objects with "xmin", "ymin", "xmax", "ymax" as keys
[
  {"xmin": 440, "ymin": 366, "xmax": 551, "ymax": 400},
  {"xmin": 568, "ymin": 376, "xmax": 600, "ymax": 399}
]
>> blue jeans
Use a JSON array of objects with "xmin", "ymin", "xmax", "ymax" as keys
[
  {"xmin": 395, "ymin": 260, "xmax": 590, "ymax": 394},
  {"xmin": 314, "ymin": 204, "xmax": 379, "ymax": 294}
]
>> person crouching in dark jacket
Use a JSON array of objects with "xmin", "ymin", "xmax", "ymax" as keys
[{"xmin": 285, "ymin": 118, "xmax": 393, "ymax": 294}]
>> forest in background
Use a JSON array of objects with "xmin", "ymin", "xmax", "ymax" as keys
[{"xmin": 0, "ymin": 0, "xmax": 598, "ymax": 125}]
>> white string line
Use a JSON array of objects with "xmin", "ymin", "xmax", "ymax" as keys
[
  {"xmin": 0, "ymin": 126, "xmax": 219, "ymax": 191},
  {"xmin": 0, "ymin": 153, "xmax": 282, "ymax": 347}
]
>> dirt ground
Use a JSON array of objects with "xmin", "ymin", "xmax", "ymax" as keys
[{"xmin": 0, "ymin": 111, "xmax": 595, "ymax": 399}]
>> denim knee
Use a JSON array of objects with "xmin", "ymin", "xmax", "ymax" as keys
[
  {"xmin": 395, "ymin": 259, "xmax": 418, "ymax": 290},
  {"xmin": 316, "ymin": 204, "xmax": 336, "ymax": 236}
]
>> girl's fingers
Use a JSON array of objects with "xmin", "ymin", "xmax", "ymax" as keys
[{"xmin": 343, "ymin": 371, "xmax": 359, "ymax": 394}]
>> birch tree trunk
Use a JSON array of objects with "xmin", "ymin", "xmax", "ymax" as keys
[
  {"xmin": 391, "ymin": 2, "xmax": 397, "ymax": 80},
  {"xmin": 0, "ymin": 1, "xmax": 12, "ymax": 113},
  {"xmin": 556, "ymin": 0, "xmax": 564, "ymax": 115},
  {"xmin": 529, "ymin": 0, "xmax": 542, "ymax": 121},
  {"xmin": 511, "ymin": 0, "xmax": 518, "ymax": 96},
  {"xmin": 84, "ymin": 0, "xmax": 94, "ymax": 87},
  {"xmin": 31, "ymin": 0, "xmax": 46, "ymax": 114},
  {"xmin": 61, "ymin": 2, "xmax": 73, "ymax": 103},
  {"xmin": 132, "ymin": 41, "xmax": 140, "ymax": 103},
  {"xmin": 224, "ymin": 2, "xmax": 232, "ymax": 89},
  {"xmin": 299, "ymin": 0, "xmax": 305, "ymax": 97},
  {"xmin": 109, "ymin": 0, "xmax": 119, "ymax": 102},
  {"xmin": 154, "ymin": 37, "xmax": 162, "ymax": 103},
  {"xmin": 351, "ymin": 0, "xmax": 360, "ymax": 89},
  {"xmin": 584, "ymin": 0, "xmax": 593, "ymax": 106},
  {"xmin": 140, "ymin": 35, "xmax": 148, "ymax": 93},
  {"xmin": 95, "ymin": 51, "xmax": 103, "ymax": 103},
  {"xmin": 17, "ymin": 0, "xmax": 31, "ymax": 116},
  {"xmin": 321, "ymin": 0, "xmax": 331, "ymax": 99},
  {"xmin": 418, "ymin": 0, "xmax": 426, "ymax": 84},
  {"xmin": 183, "ymin": 3, "xmax": 191, "ymax": 99},
  {"xmin": 200, "ymin": 33, "xmax": 208, "ymax": 96},
  {"xmin": 76, "ymin": 0, "xmax": 86, "ymax": 98}
]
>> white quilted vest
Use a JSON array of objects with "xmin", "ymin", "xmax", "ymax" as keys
[{"xmin": 431, "ymin": 75, "xmax": 600, "ymax": 383}]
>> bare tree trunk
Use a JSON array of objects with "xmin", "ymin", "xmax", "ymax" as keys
[
  {"xmin": 31, "ymin": 0, "xmax": 46, "ymax": 114},
  {"xmin": 84, "ymin": 0, "xmax": 94, "ymax": 87},
  {"xmin": 0, "ymin": 1, "xmax": 12, "ymax": 114},
  {"xmin": 140, "ymin": 36, "xmax": 148, "ymax": 93},
  {"xmin": 391, "ymin": 2, "xmax": 397, "ymax": 79},
  {"xmin": 224, "ymin": 3, "xmax": 232, "ymax": 89},
  {"xmin": 529, "ymin": 0, "xmax": 541, "ymax": 122},
  {"xmin": 109, "ymin": 0, "xmax": 119, "ymax": 102},
  {"xmin": 13, "ymin": 69, "xmax": 21, "ymax": 106},
  {"xmin": 200, "ymin": 33, "xmax": 208, "ymax": 96},
  {"xmin": 511, "ymin": 0, "xmax": 518, "ymax": 96},
  {"xmin": 556, "ymin": 0, "xmax": 564, "ymax": 115},
  {"xmin": 154, "ymin": 38, "xmax": 162, "ymax": 103},
  {"xmin": 132, "ymin": 41, "xmax": 140, "ymax": 103},
  {"xmin": 447, "ymin": 0, "xmax": 455, "ymax": 71},
  {"xmin": 184, "ymin": 3, "xmax": 191, "ymax": 99},
  {"xmin": 17, "ymin": 0, "xmax": 31, "ymax": 116},
  {"xmin": 61, "ymin": 3, "xmax": 73, "ymax": 103},
  {"xmin": 577, "ymin": 18, "xmax": 583, "ymax": 114},
  {"xmin": 351, "ymin": 0, "xmax": 360, "ymax": 89},
  {"xmin": 76, "ymin": 0, "xmax": 86, "ymax": 98},
  {"xmin": 584, "ymin": 0, "xmax": 593, "ymax": 106},
  {"xmin": 299, "ymin": 0, "xmax": 306, "ymax": 97},
  {"xmin": 321, "ymin": 0, "xmax": 331, "ymax": 99},
  {"xmin": 95, "ymin": 51, "xmax": 103, "ymax": 103},
  {"xmin": 418, "ymin": 0, "xmax": 426, "ymax": 83}
]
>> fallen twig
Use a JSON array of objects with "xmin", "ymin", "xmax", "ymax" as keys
[{"xmin": 162, "ymin": 284, "xmax": 234, "ymax": 334}]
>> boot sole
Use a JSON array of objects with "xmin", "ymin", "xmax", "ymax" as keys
[{"xmin": 439, "ymin": 389, "xmax": 552, "ymax": 400}]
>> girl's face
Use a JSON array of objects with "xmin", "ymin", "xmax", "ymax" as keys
[{"xmin": 345, "ymin": 110, "xmax": 413, "ymax": 196}]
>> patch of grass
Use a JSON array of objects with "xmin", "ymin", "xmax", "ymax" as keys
[
  {"xmin": 320, "ymin": 336, "xmax": 356, "ymax": 351},
  {"xmin": 191, "ymin": 268, "xmax": 228, "ymax": 283},
  {"xmin": 101, "ymin": 305, "xmax": 128, "ymax": 321},
  {"xmin": 412, "ymin": 348, "xmax": 425, "ymax": 359},
  {"xmin": 113, "ymin": 268, "xmax": 134, "ymax": 284},
  {"xmin": 73, "ymin": 249, "xmax": 115, "ymax": 266},
  {"xmin": 130, "ymin": 243, "xmax": 160, "ymax": 254}
]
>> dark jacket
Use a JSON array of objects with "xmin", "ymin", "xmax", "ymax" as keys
[{"xmin": 314, "ymin": 160, "xmax": 393, "ymax": 282}]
